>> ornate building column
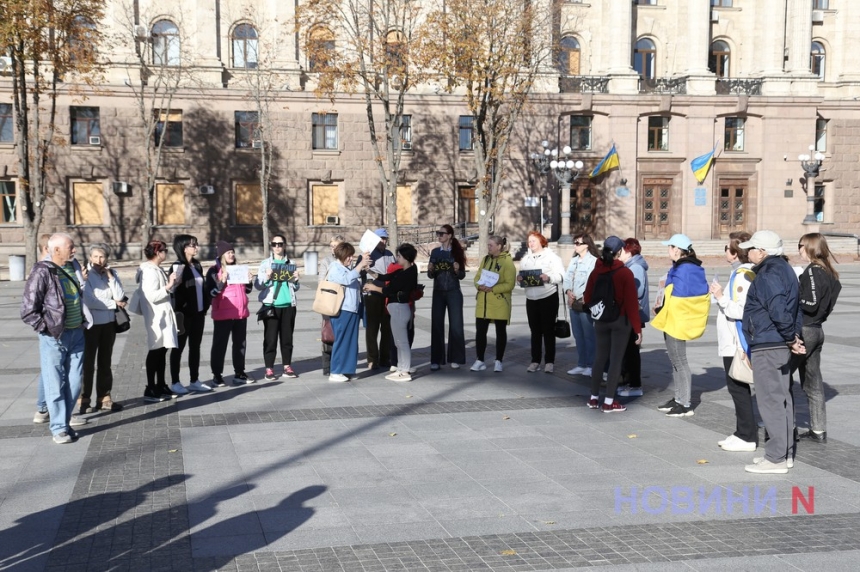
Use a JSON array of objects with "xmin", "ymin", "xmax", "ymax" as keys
[
  {"xmin": 785, "ymin": 0, "xmax": 812, "ymax": 74},
  {"xmin": 607, "ymin": 0, "xmax": 633, "ymax": 74},
  {"xmin": 685, "ymin": 0, "xmax": 712, "ymax": 75},
  {"xmin": 756, "ymin": 0, "xmax": 786, "ymax": 76}
]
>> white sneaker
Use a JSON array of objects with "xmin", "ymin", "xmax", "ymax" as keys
[
  {"xmin": 544, "ymin": 363, "xmax": 554, "ymax": 374},
  {"xmin": 170, "ymin": 382, "xmax": 190, "ymax": 395},
  {"xmin": 390, "ymin": 366, "xmax": 398, "ymax": 372},
  {"xmin": 385, "ymin": 371, "xmax": 412, "ymax": 382},
  {"xmin": 494, "ymin": 360, "xmax": 503, "ymax": 372},
  {"xmin": 720, "ymin": 435, "xmax": 756, "ymax": 452},
  {"xmin": 527, "ymin": 362, "xmax": 540, "ymax": 373},
  {"xmin": 450, "ymin": 362, "xmax": 460, "ymax": 369},
  {"xmin": 753, "ymin": 455, "xmax": 794, "ymax": 469},
  {"xmin": 745, "ymin": 459, "xmax": 788, "ymax": 474},
  {"xmin": 717, "ymin": 434, "xmax": 734, "ymax": 447},
  {"xmin": 582, "ymin": 367, "xmax": 593, "ymax": 377},
  {"xmin": 328, "ymin": 374, "xmax": 349, "ymax": 383},
  {"xmin": 567, "ymin": 366, "xmax": 586, "ymax": 375},
  {"xmin": 187, "ymin": 380, "xmax": 213, "ymax": 393},
  {"xmin": 470, "ymin": 360, "xmax": 486, "ymax": 372}
]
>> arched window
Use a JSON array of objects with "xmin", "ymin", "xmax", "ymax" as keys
[
  {"xmin": 709, "ymin": 40, "xmax": 730, "ymax": 78},
  {"xmin": 232, "ymin": 24, "xmax": 258, "ymax": 68},
  {"xmin": 308, "ymin": 26, "xmax": 335, "ymax": 72},
  {"xmin": 811, "ymin": 42, "xmax": 825, "ymax": 81},
  {"xmin": 557, "ymin": 36, "xmax": 581, "ymax": 75},
  {"xmin": 152, "ymin": 20, "xmax": 180, "ymax": 67},
  {"xmin": 633, "ymin": 38, "xmax": 655, "ymax": 80},
  {"xmin": 385, "ymin": 30, "xmax": 406, "ymax": 71},
  {"xmin": 69, "ymin": 16, "xmax": 97, "ymax": 64}
]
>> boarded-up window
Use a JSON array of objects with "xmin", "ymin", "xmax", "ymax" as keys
[
  {"xmin": 235, "ymin": 183, "xmax": 262, "ymax": 226},
  {"xmin": 396, "ymin": 184, "xmax": 412, "ymax": 225},
  {"xmin": 311, "ymin": 184, "xmax": 339, "ymax": 225},
  {"xmin": 156, "ymin": 183, "xmax": 185, "ymax": 225},
  {"xmin": 72, "ymin": 182, "xmax": 103, "ymax": 225}
]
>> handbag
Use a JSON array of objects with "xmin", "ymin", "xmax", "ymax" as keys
[
  {"xmin": 321, "ymin": 317, "xmax": 335, "ymax": 344},
  {"xmin": 729, "ymin": 347, "xmax": 754, "ymax": 384},
  {"xmin": 114, "ymin": 306, "xmax": 131, "ymax": 333},
  {"xmin": 554, "ymin": 286, "xmax": 571, "ymax": 339},
  {"xmin": 256, "ymin": 280, "xmax": 284, "ymax": 322},
  {"xmin": 570, "ymin": 298, "xmax": 584, "ymax": 313},
  {"xmin": 313, "ymin": 279, "xmax": 345, "ymax": 316}
]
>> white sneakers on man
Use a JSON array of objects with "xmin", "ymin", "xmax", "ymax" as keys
[
  {"xmin": 170, "ymin": 382, "xmax": 191, "ymax": 395},
  {"xmin": 567, "ymin": 366, "xmax": 586, "ymax": 375},
  {"xmin": 470, "ymin": 360, "xmax": 487, "ymax": 371},
  {"xmin": 187, "ymin": 380, "xmax": 213, "ymax": 393},
  {"xmin": 494, "ymin": 360, "xmax": 503, "ymax": 372},
  {"xmin": 718, "ymin": 434, "xmax": 756, "ymax": 452},
  {"xmin": 527, "ymin": 363, "xmax": 540, "ymax": 373}
]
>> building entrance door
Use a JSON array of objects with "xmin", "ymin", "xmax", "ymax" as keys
[
  {"xmin": 638, "ymin": 178, "xmax": 672, "ymax": 239},
  {"xmin": 715, "ymin": 179, "xmax": 749, "ymax": 238}
]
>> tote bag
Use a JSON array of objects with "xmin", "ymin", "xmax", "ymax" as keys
[{"xmin": 312, "ymin": 280, "xmax": 345, "ymax": 316}]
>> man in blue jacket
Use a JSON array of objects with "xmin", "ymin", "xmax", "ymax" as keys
[{"xmin": 740, "ymin": 230, "xmax": 805, "ymax": 474}]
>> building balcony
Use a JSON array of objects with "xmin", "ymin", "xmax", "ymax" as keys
[
  {"xmin": 559, "ymin": 75, "xmax": 610, "ymax": 94},
  {"xmin": 715, "ymin": 78, "xmax": 763, "ymax": 96},
  {"xmin": 638, "ymin": 76, "xmax": 688, "ymax": 95}
]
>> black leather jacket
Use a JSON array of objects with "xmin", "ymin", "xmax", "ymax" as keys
[{"xmin": 428, "ymin": 247, "xmax": 465, "ymax": 292}]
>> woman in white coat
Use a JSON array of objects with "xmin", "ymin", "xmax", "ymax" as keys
[
  {"xmin": 517, "ymin": 231, "xmax": 565, "ymax": 373},
  {"xmin": 137, "ymin": 240, "xmax": 179, "ymax": 403}
]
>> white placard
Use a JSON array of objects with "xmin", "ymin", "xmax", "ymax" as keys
[
  {"xmin": 359, "ymin": 229, "xmax": 383, "ymax": 254},
  {"xmin": 226, "ymin": 265, "xmax": 250, "ymax": 284},
  {"xmin": 477, "ymin": 269, "xmax": 499, "ymax": 288}
]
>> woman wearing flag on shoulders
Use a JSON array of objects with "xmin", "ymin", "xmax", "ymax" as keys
[{"xmin": 650, "ymin": 234, "xmax": 710, "ymax": 418}]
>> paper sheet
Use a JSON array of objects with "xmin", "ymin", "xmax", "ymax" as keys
[
  {"xmin": 477, "ymin": 270, "xmax": 499, "ymax": 288},
  {"xmin": 226, "ymin": 265, "xmax": 250, "ymax": 284},
  {"xmin": 359, "ymin": 229, "xmax": 382, "ymax": 254}
]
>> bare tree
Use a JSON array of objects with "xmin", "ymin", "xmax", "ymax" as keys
[
  {"xmin": 423, "ymin": 0, "xmax": 559, "ymax": 257},
  {"xmin": 1, "ymin": 0, "xmax": 104, "ymax": 269},
  {"xmin": 297, "ymin": 0, "xmax": 429, "ymax": 248}
]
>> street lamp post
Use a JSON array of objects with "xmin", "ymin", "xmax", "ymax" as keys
[
  {"xmin": 798, "ymin": 144, "xmax": 825, "ymax": 225},
  {"xmin": 530, "ymin": 141, "xmax": 584, "ymax": 244}
]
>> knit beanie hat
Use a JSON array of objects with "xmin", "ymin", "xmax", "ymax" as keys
[{"xmin": 216, "ymin": 241, "xmax": 234, "ymax": 258}]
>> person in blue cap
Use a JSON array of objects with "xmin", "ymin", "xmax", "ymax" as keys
[
  {"xmin": 650, "ymin": 233, "xmax": 710, "ymax": 418},
  {"xmin": 360, "ymin": 228, "xmax": 396, "ymax": 370}
]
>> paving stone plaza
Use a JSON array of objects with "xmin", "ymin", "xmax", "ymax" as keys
[{"xmin": 1, "ymin": 261, "xmax": 859, "ymax": 571}]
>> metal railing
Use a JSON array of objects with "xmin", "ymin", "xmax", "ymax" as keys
[
  {"xmin": 639, "ymin": 76, "xmax": 688, "ymax": 94},
  {"xmin": 559, "ymin": 75, "xmax": 611, "ymax": 94},
  {"xmin": 822, "ymin": 232, "xmax": 860, "ymax": 257},
  {"xmin": 715, "ymin": 78, "xmax": 763, "ymax": 96}
]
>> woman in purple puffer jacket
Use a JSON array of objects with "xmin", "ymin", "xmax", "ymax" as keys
[{"xmin": 205, "ymin": 241, "xmax": 254, "ymax": 387}]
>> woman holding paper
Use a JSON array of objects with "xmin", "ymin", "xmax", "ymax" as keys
[
  {"xmin": 428, "ymin": 224, "xmax": 467, "ymax": 370},
  {"xmin": 206, "ymin": 241, "xmax": 254, "ymax": 387},
  {"xmin": 255, "ymin": 235, "xmax": 301, "ymax": 382},
  {"xmin": 517, "ymin": 232, "xmax": 565, "ymax": 373},
  {"xmin": 471, "ymin": 235, "xmax": 516, "ymax": 372},
  {"xmin": 327, "ymin": 242, "xmax": 371, "ymax": 382}
]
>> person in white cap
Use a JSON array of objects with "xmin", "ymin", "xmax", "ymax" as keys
[
  {"xmin": 739, "ymin": 230, "xmax": 805, "ymax": 474},
  {"xmin": 361, "ymin": 228, "xmax": 396, "ymax": 370}
]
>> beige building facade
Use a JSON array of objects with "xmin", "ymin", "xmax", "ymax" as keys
[{"xmin": 1, "ymin": 0, "xmax": 859, "ymax": 258}]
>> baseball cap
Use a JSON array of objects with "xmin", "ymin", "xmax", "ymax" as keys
[
  {"xmin": 603, "ymin": 236, "xmax": 625, "ymax": 255},
  {"xmin": 661, "ymin": 233, "xmax": 693, "ymax": 251},
  {"xmin": 374, "ymin": 228, "xmax": 389, "ymax": 238},
  {"xmin": 739, "ymin": 230, "xmax": 782, "ymax": 251}
]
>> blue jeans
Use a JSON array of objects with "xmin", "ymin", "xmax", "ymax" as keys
[
  {"xmin": 570, "ymin": 310, "xmax": 595, "ymax": 367},
  {"xmin": 331, "ymin": 310, "xmax": 359, "ymax": 375},
  {"xmin": 39, "ymin": 328, "xmax": 85, "ymax": 435}
]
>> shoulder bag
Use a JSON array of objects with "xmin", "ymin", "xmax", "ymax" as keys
[
  {"xmin": 313, "ymin": 279, "xmax": 345, "ymax": 316},
  {"xmin": 115, "ymin": 306, "xmax": 131, "ymax": 333},
  {"xmin": 727, "ymin": 269, "xmax": 754, "ymax": 384},
  {"xmin": 554, "ymin": 286, "xmax": 571, "ymax": 338}
]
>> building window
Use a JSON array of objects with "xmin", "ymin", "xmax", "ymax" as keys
[
  {"xmin": 68, "ymin": 16, "xmax": 97, "ymax": 64},
  {"xmin": 152, "ymin": 20, "xmax": 180, "ymax": 67},
  {"xmin": 70, "ymin": 107, "xmax": 100, "ymax": 145},
  {"xmin": 724, "ymin": 117, "xmax": 745, "ymax": 151},
  {"xmin": 396, "ymin": 115, "xmax": 412, "ymax": 151},
  {"xmin": 711, "ymin": 0, "xmax": 732, "ymax": 6},
  {"xmin": 235, "ymin": 111, "xmax": 260, "ymax": 148},
  {"xmin": 814, "ymin": 184, "xmax": 825, "ymax": 221},
  {"xmin": 311, "ymin": 184, "xmax": 340, "ymax": 225},
  {"xmin": 1, "ymin": 181, "xmax": 16, "ymax": 223},
  {"xmin": 312, "ymin": 113, "xmax": 338, "ymax": 150},
  {"xmin": 458, "ymin": 186, "xmax": 478, "ymax": 223},
  {"xmin": 0, "ymin": 104, "xmax": 12, "ymax": 143},
  {"xmin": 813, "ymin": 0, "xmax": 829, "ymax": 9},
  {"xmin": 811, "ymin": 42, "xmax": 825, "ymax": 80},
  {"xmin": 154, "ymin": 110, "xmax": 183, "ymax": 147},
  {"xmin": 647, "ymin": 116, "xmax": 669, "ymax": 151},
  {"xmin": 557, "ymin": 36, "xmax": 581, "ymax": 75},
  {"xmin": 815, "ymin": 118, "xmax": 827, "ymax": 153},
  {"xmin": 396, "ymin": 184, "xmax": 413, "ymax": 224},
  {"xmin": 633, "ymin": 38, "xmax": 656, "ymax": 80},
  {"xmin": 235, "ymin": 183, "xmax": 262, "ymax": 225},
  {"xmin": 458, "ymin": 116, "xmax": 474, "ymax": 151},
  {"xmin": 570, "ymin": 116, "xmax": 592, "ymax": 151},
  {"xmin": 709, "ymin": 40, "xmax": 730, "ymax": 78},
  {"xmin": 72, "ymin": 182, "xmax": 104, "ymax": 225},
  {"xmin": 155, "ymin": 183, "xmax": 185, "ymax": 225},
  {"xmin": 308, "ymin": 26, "xmax": 335, "ymax": 72},
  {"xmin": 384, "ymin": 30, "xmax": 406, "ymax": 71},
  {"xmin": 232, "ymin": 23, "xmax": 258, "ymax": 69}
]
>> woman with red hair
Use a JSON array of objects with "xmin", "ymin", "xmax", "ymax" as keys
[
  {"xmin": 517, "ymin": 231, "xmax": 565, "ymax": 373},
  {"xmin": 428, "ymin": 224, "xmax": 467, "ymax": 370}
]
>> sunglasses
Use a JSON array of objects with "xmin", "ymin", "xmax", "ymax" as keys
[
  {"xmin": 573, "ymin": 241, "xmax": 585, "ymax": 246},
  {"xmin": 798, "ymin": 243, "xmax": 806, "ymax": 250},
  {"xmin": 724, "ymin": 245, "xmax": 730, "ymax": 252},
  {"xmin": 435, "ymin": 231, "xmax": 449, "ymax": 236},
  {"xmin": 270, "ymin": 242, "xmax": 285, "ymax": 247}
]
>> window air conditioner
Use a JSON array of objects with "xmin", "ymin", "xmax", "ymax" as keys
[
  {"xmin": 401, "ymin": 140, "xmax": 412, "ymax": 150},
  {"xmin": 199, "ymin": 185, "xmax": 215, "ymax": 195},
  {"xmin": 252, "ymin": 140, "xmax": 263, "ymax": 149},
  {"xmin": 325, "ymin": 215, "xmax": 340, "ymax": 225},
  {"xmin": 812, "ymin": 10, "xmax": 824, "ymax": 23},
  {"xmin": 710, "ymin": 10, "xmax": 719, "ymax": 23},
  {"xmin": 112, "ymin": 181, "xmax": 129, "ymax": 195},
  {"xmin": 88, "ymin": 135, "xmax": 101, "ymax": 146},
  {"xmin": 133, "ymin": 25, "xmax": 149, "ymax": 39}
]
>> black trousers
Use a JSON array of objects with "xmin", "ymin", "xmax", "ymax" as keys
[
  {"xmin": 146, "ymin": 348, "xmax": 168, "ymax": 388},
  {"xmin": 724, "ymin": 355, "xmax": 757, "ymax": 442},
  {"xmin": 475, "ymin": 318, "xmax": 507, "ymax": 362},
  {"xmin": 211, "ymin": 318, "xmax": 248, "ymax": 376},
  {"xmin": 364, "ymin": 294, "xmax": 391, "ymax": 366},
  {"xmin": 82, "ymin": 322, "xmax": 116, "ymax": 405},
  {"xmin": 526, "ymin": 294, "xmax": 559, "ymax": 364},
  {"xmin": 430, "ymin": 288, "xmax": 466, "ymax": 365},
  {"xmin": 171, "ymin": 312, "xmax": 206, "ymax": 384},
  {"xmin": 591, "ymin": 317, "xmax": 632, "ymax": 399},
  {"xmin": 263, "ymin": 306, "xmax": 296, "ymax": 368}
]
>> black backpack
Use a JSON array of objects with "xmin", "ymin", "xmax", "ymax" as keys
[{"xmin": 587, "ymin": 269, "xmax": 620, "ymax": 323}]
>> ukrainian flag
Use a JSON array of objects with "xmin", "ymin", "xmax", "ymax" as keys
[
  {"xmin": 691, "ymin": 147, "xmax": 716, "ymax": 184},
  {"xmin": 589, "ymin": 144, "xmax": 620, "ymax": 178}
]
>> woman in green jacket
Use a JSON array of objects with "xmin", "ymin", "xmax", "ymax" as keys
[{"xmin": 471, "ymin": 235, "xmax": 516, "ymax": 372}]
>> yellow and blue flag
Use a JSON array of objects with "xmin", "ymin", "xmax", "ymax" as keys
[
  {"xmin": 589, "ymin": 144, "xmax": 620, "ymax": 178},
  {"xmin": 691, "ymin": 146, "xmax": 716, "ymax": 184}
]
